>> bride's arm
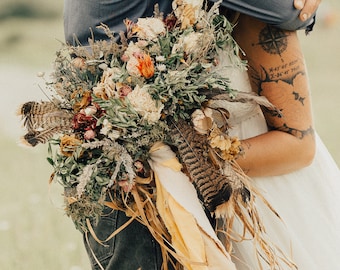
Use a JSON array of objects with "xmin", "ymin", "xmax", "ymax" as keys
[{"xmin": 232, "ymin": 14, "xmax": 316, "ymax": 177}]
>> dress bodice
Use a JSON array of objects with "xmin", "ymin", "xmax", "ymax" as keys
[{"xmin": 214, "ymin": 53, "xmax": 263, "ymax": 128}]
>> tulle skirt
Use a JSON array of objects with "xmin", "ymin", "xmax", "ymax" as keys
[{"xmin": 228, "ymin": 106, "xmax": 340, "ymax": 270}]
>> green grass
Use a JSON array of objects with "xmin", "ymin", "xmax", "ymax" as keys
[
  {"xmin": 0, "ymin": 17, "xmax": 64, "ymax": 69},
  {"xmin": 0, "ymin": 3, "xmax": 91, "ymax": 269},
  {"xmin": 0, "ymin": 136, "xmax": 90, "ymax": 269},
  {"xmin": 0, "ymin": 1, "xmax": 339, "ymax": 269}
]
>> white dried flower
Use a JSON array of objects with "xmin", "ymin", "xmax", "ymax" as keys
[
  {"xmin": 191, "ymin": 108, "xmax": 213, "ymax": 135},
  {"xmin": 123, "ymin": 43, "xmax": 143, "ymax": 77},
  {"xmin": 93, "ymin": 67, "xmax": 121, "ymax": 99},
  {"xmin": 84, "ymin": 106, "xmax": 97, "ymax": 116},
  {"xmin": 108, "ymin": 130, "xmax": 121, "ymax": 140},
  {"xmin": 135, "ymin": 18, "xmax": 166, "ymax": 41},
  {"xmin": 135, "ymin": 40, "xmax": 148, "ymax": 48},
  {"xmin": 172, "ymin": 0, "xmax": 203, "ymax": 29},
  {"xmin": 98, "ymin": 63, "xmax": 108, "ymax": 70},
  {"xmin": 100, "ymin": 119, "xmax": 112, "ymax": 136},
  {"xmin": 183, "ymin": 32, "xmax": 203, "ymax": 55},
  {"xmin": 171, "ymin": 32, "xmax": 203, "ymax": 56},
  {"xmin": 155, "ymin": 55, "xmax": 166, "ymax": 62},
  {"xmin": 100, "ymin": 119, "xmax": 121, "ymax": 140},
  {"xmin": 127, "ymin": 85, "xmax": 164, "ymax": 124},
  {"xmin": 126, "ymin": 56, "xmax": 141, "ymax": 77},
  {"xmin": 156, "ymin": 64, "xmax": 167, "ymax": 72}
]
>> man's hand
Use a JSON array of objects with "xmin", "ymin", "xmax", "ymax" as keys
[{"xmin": 294, "ymin": 0, "xmax": 321, "ymax": 21}]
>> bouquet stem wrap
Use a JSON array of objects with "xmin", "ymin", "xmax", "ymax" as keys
[{"xmin": 149, "ymin": 142, "xmax": 236, "ymax": 270}]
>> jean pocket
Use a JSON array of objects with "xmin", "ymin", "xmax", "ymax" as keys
[{"xmin": 84, "ymin": 208, "xmax": 118, "ymax": 269}]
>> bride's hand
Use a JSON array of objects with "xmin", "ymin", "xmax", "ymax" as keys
[{"xmin": 294, "ymin": 0, "xmax": 321, "ymax": 21}]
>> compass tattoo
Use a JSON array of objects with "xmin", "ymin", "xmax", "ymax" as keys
[{"xmin": 256, "ymin": 25, "xmax": 289, "ymax": 58}]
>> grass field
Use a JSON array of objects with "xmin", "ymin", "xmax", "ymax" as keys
[{"xmin": 0, "ymin": 1, "xmax": 339, "ymax": 269}]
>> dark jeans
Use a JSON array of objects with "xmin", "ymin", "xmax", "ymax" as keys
[{"xmin": 83, "ymin": 205, "xmax": 176, "ymax": 270}]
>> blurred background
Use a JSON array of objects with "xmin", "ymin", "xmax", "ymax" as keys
[{"xmin": 0, "ymin": 0, "xmax": 339, "ymax": 269}]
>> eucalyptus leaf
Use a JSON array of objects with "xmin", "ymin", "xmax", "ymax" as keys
[{"xmin": 46, "ymin": 157, "xmax": 54, "ymax": 166}]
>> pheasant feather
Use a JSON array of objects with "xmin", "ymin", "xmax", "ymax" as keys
[
  {"xmin": 18, "ymin": 101, "xmax": 73, "ymax": 146},
  {"xmin": 169, "ymin": 118, "xmax": 250, "ymax": 212}
]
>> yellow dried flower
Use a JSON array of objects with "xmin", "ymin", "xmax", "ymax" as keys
[
  {"xmin": 60, "ymin": 134, "xmax": 82, "ymax": 157},
  {"xmin": 208, "ymin": 125, "xmax": 241, "ymax": 161},
  {"xmin": 172, "ymin": 0, "xmax": 202, "ymax": 29}
]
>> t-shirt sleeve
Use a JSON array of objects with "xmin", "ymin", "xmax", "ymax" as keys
[{"xmin": 212, "ymin": 0, "xmax": 315, "ymax": 31}]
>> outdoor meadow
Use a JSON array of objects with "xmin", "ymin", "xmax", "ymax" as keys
[{"xmin": 0, "ymin": 0, "xmax": 339, "ymax": 269}]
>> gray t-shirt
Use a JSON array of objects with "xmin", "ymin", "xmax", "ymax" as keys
[
  {"xmin": 64, "ymin": 0, "xmax": 172, "ymax": 45},
  {"xmin": 64, "ymin": 0, "xmax": 314, "ymax": 45}
]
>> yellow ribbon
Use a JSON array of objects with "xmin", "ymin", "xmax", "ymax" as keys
[{"xmin": 149, "ymin": 142, "xmax": 236, "ymax": 270}]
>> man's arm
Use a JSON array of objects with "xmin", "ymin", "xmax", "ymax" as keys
[
  {"xmin": 214, "ymin": 0, "xmax": 320, "ymax": 31},
  {"xmin": 294, "ymin": 0, "xmax": 321, "ymax": 21}
]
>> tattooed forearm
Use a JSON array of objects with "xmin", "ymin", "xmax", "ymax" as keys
[{"xmin": 268, "ymin": 124, "xmax": 315, "ymax": 139}]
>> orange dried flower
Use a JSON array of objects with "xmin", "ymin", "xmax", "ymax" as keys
[
  {"xmin": 73, "ymin": 90, "xmax": 91, "ymax": 112},
  {"xmin": 136, "ymin": 54, "xmax": 154, "ymax": 79}
]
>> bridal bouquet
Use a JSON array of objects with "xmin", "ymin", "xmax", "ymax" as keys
[
  {"xmin": 18, "ymin": 1, "xmax": 289, "ymax": 269},
  {"xmin": 19, "ymin": 0, "xmax": 246, "ymax": 229}
]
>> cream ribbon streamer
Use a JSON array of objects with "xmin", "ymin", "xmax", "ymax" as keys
[{"xmin": 149, "ymin": 142, "xmax": 236, "ymax": 270}]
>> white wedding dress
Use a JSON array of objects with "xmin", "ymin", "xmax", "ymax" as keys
[{"xmin": 220, "ymin": 57, "xmax": 340, "ymax": 270}]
